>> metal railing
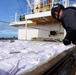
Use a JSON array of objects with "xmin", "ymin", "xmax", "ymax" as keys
[{"xmin": 10, "ymin": 0, "xmax": 75, "ymax": 23}]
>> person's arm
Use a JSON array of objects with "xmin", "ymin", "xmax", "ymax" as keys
[
  {"xmin": 63, "ymin": 29, "xmax": 75, "ymax": 45},
  {"xmin": 62, "ymin": 9, "xmax": 76, "ymax": 45}
]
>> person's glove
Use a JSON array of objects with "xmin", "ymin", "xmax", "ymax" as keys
[
  {"xmin": 72, "ymin": 40, "xmax": 76, "ymax": 45},
  {"xmin": 63, "ymin": 39, "xmax": 71, "ymax": 45}
]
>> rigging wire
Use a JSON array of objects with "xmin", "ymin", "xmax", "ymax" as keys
[
  {"xmin": 0, "ymin": 0, "xmax": 24, "ymax": 24},
  {"xmin": 16, "ymin": 0, "xmax": 24, "ymax": 14},
  {"xmin": 26, "ymin": 0, "xmax": 33, "ymax": 10},
  {"xmin": 0, "ymin": 20, "xmax": 10, "ymax": 24}
]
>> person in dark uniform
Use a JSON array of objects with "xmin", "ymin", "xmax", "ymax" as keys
[{"xmin": 51, "ymin": 3, "xmax": 76, "ymax": 45}]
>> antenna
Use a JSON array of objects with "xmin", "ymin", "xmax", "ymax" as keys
[{"xmin": 15, "ymin": 10, "xmax": 18, "ymax": 22}]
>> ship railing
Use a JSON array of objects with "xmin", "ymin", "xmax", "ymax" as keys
[
  {"xmin": 10, "ymin": 0, "xmax": 75, "ymax": 22},
  {"xmin": 10, "ymin": 13, "xmax": 27, "ymax": 22}
]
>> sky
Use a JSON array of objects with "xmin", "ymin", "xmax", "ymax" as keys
[
  {"xmin": 0, "ymin": 0, "xmax": 27, "ymax": 38},
  {"xmin": 0, "ymin": 0, "xmax": 75, "ymax": 38}
]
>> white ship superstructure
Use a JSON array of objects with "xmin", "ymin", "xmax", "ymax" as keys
[{"xmin": 10, "ymin": 0, "xmax": 74, "ymax": 40}]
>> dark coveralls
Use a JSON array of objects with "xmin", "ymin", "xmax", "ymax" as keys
[{"xmin": 62, "ymin": 7, "xmax": 76, "ymax": 45}]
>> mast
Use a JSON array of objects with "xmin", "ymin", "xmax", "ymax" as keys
[
  {"xmin": 63, "ymin": 0, "xmax": 69, "ymax": 7},
  {"xmin": 26, "ymin": 0, "xmax": 33, "ymax": 10}
]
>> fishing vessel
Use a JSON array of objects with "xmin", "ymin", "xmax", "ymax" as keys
[
  {"xmin": 10, "ymin": 0, "xmax": 73, "ymax": 41},
  {"xmin": 0, "ymin": 0, "xmax": 74, "ymax": 75}
]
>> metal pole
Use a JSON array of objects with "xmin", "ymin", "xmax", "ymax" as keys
[
  {"xmin": 63, "ymin": 0, "xmax": 68, "ymax": 7},
  {"xmin": 15, "ymin": 10, "xmax": 18, "ymax": 22},
  {"xmin": 68, "ymin": 0, "xmax": 69, "ymax": 7},
  {"xmin": 25, "ymin": 19, "xmax": 27, "ymax": 40},
  {"xmin": 52, "ymin": 0, "xmax": 54, "ymax": 7}
]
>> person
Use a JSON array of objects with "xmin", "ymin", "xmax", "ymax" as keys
[{"xmin": 51, "ymin": 3, "xmax": 76, "ymax": 45}]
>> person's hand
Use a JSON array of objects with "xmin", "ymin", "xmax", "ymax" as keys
[
  {"xmin": 72, "ymin": 40, "xmax": 76, "ymax": 45},
  {"xmin": 63, "ymin": 39, "xmax": 71, "ymax": 45}
]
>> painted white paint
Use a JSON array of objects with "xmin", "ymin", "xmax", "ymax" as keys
[
  {"xmin": 18, "ymin": 26, "xmax": 26, "ymax": 40},
  {"xmin": 27, "ymin": 29, "xmax": 38, "ymax": 40},
  {"xmin": 18, "ymin": 24, "xmax": 64, "ymax": 40},
  {"xmin": 25, "ymin": 11, "xmax": 51, "ymax": 19},
  {"xmin": 10, "ymin": 20, "xmax": 33, "ymax": 26},
  {"xmin": 18, "ymin": 26, "xmax": 38, "ymax": 40}
]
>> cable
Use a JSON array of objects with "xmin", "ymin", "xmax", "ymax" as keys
[
  {"xmin": 17, "ymin": 0, "xmax": 24, "ymax": 14},
  {"xmin": 26, "ymin": 0, "xmax": 33, "ymax": 10},
  {"xmin": 0, "ymin": 20, "xmax": 10, "ymax": 24}
]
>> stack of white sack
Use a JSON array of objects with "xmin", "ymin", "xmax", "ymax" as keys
[{"xmin": 0, "ymin": 58, "xmax": 19, "ymax": 75}]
